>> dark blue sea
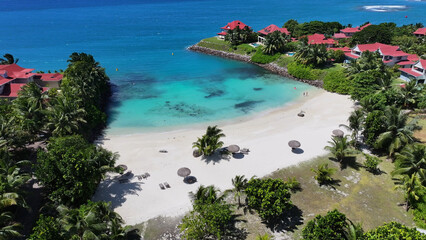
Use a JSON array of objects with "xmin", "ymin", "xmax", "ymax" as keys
[{"xmin": 1, "ymin": 0, "xmax": 424, "ymax": 132}]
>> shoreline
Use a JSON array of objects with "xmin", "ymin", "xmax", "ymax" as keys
[
  {"xmin": 93, "ymin": 89, "xmax": 354, "ymax": 225},
  {"xmin": 187, "ymin": 44, "xmax": 323, "ymax": 88}
]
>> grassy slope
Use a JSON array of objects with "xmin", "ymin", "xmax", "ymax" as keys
[{"xmin": 196, "ymin": 37, "xmax": 257, "ymax": 56}]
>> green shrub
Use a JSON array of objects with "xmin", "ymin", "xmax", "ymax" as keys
[
  {"xmin": 363, "ymin": 222, "xmax": 425, "ymax": 239},
  {"xmin": 323, "ymin": 69, "xmax": 350, "ymax": 94},
  {"xmin": 276, "ymin": 55, "xmax": 294, "ymax": 67},
  {"xmin": 251, "ymin": 48, "xmax": 280, "ymax": 64},
  {"xmin": 331, "ymin": 50, "xmax": 345, "ymax": 63},
  {"xmin": 285, "ymin": 41, "xmax": 299, "ymax": 52},
  {"xmin": 302, "ymin": 209, "xmax": 348, "ymax": 240},
  {"xmin": 363, "ymin": 154, "xmax": 382, "ymax": 173},
  {"xmin": 237, "ymin": 44, "xmax": 256, "ymax": 54},
  {"xmin": 287, "ymin": 61, "xmax": 318, "ymax": 80}
]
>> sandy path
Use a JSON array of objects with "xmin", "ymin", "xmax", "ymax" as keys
[{"xmin": 93, "ymin": 89, "xmax": 354, "ymax": 225}]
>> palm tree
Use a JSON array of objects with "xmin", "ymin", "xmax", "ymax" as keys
[
  {"xmin": 188, "ymin": 185, "xmax": 226, "ymax": 206},
  {"xmin": 311, "ymin": 163, "xmax": 336, "ymax": 185},
  {"xmin": 256, "ymin": 233, "xmax": 273, "ymax": 240},
  {"xmin": 46, "ymin": 94, "xmax": 87, "ymax": 137},
  {"xmin": 392, "ymin": 144, "xmax": 426, "ymax": 185},
  {"xmin": 230, "ymin": 175, "xmax": 248, "ymax": 206},
  {"xmin": 399, "ymin": 80, "xmax": 420, "ymax": 109},
  {"xmin": 192, "ymin": 126, "xmax": 225, "ymax": 156},
  {"xmin": 0, "ymin": 54, "xmax": 18, "ymax": 65},
  {"xmin": 344, "ymin": 219, "xmax": 363, "ymax": 240},
  {"xmin": 395, "ymin": 174, "xmax": 422, "ymax": 211},
  {"xmin": 340, "ymin": 109, "xmax": 365, "ymax": 146},
  {"xmin": 295, "ymin": 43, "xmax": 329, "ymax": 67},
  {"xmin": 375, "ymin": 106, "xmax": 420, "ymax": 157},
  {"xmin": 263, "ymin": 31, "xmax": 288, "ymax": 55},
  {"xmin": 324, "ymin": 136, "xmax": 353, "ymax": 162}
]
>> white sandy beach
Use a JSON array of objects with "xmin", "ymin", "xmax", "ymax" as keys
[{"xmin": 93, "ymin": 90, "xmax": 354, "ymax": 225}]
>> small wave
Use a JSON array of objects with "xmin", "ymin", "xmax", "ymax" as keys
[{"xmin": 361, "ymin": 5, "xmax": 409, "ymax": 12}]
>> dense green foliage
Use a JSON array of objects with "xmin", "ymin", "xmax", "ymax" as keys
[
  {"xmin": 251, "ymin": 48, "xmax": 280, "ymax": 64},
  {"xmin": 193, "ymin": 125, "xmax": 225, "ymax": 156},
  {"xmin": 287, "ymin": 61, "xmax": 319, "ymax": 80},
  {"xmin": 323, "ymin": 69, "xmax": 350, "ymax": 94},
  {"xmin": 302, "ymin": 209, "xmax": 349, "ymax": 240},
  {"xmin": 263, "ymin": 31, "xmax": 290, "ymax": 55},
  {"xmin": 245, "ymin": 178, "xmax": 293, "ymax": 221},
  {"xmin": 363, "ymin": 222, "xmax": 425, "ymax": 239},
  {"xmin": 351, "ymin": 24, "xmax": 393, "ymax": 44},
  {"xmin": 294, "ymin": 42, "xmax": 329, "ymax": 67},
  {"xmin": 285, "ymin": 20, "xmax": 343, "ymax": 37},
  {"xmin": 29, "ymin": 215, "xmax": 63, "ymax": 240},
  {"xmin": 36, "ymin": 135, "xmax": 117, "ymax": 206},
  {"xmin": 225, "ymin": 26, "xmax": 257, "ymax": 46},
  {"xmin": 363, "ymin": 154, "xmax": 382, "ymax": 173}
]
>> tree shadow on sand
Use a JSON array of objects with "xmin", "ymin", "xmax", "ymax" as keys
[
  {"xmin": 201, "ymin": 151, "xmax": 231, "ymax": 165},
  {"xmin": 94, "ymin": 175, "xmax": 143, "ymax": 209},
  {"xmin": 263, "ymin": 205, "xmax": 304, "ymax": 233}
]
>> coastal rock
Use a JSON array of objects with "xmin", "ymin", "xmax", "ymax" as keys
[{"xmin": 188, "ymin": 45, "xmax": 323, "ymax": 88}]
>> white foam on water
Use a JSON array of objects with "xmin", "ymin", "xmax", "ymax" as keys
[{"xmin": 362, "ymin": 5, "xmax": 408, "ymax": 12}]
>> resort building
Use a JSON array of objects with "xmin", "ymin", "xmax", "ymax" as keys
[
  {"xmin": 339, "ymin": 23, "xmax": 371, "ymax": 37},
  {"xmin": 0, "ymin": 64, "xmax": 62, "ymax": 99},
  {"xmin": 399, "ymin": 60, "xmax": 426, "ymax": 84},
  {"xmin": 332, "ymin": 33, "xmax": 349, "ymax": 40},
  {"xmin": 217, "ymin": 20, "xmax": 250, "ymax": 39},
  {"xmin": 397, "ymin": 54, "xmax": 420, "ymax": 69},
  {"xmin": 413, "ymin": 28, "xmax": 426, "ymax": 38},
  {"xmin": 306, "ymin": 33, "xmax": 336, "ymax": 47},
  {"xmin": 344, "ymin": 43, "xmax": 411, "ymax": 66},
  {"xmin": 257, "ymin": 24, "xmax": 290, "ymax": 44}
]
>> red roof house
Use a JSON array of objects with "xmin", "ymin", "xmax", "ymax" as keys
[
  {"xmin": 340, "ymin": 23, "xmax": 371, "ymax": 37},
  {"xmin": 217, "ymin": 20, "xmax": 250, "ymax": 37},
  {"xmin": 413, "ymin": 28, "xmax": 426, "ymax": 37},
  {"xmin": 332, "ymin": 33, "xmax": 349, "ymax": 40},
  {"xmin": 0, "ymin": 64, "xmax": 63, "ymax": 98},
  {"xmin": 399, "ymin": 59, "xmax": 426, "ymax": 84},
  {"xmin": 306, "ymin": 34, "xmax": 336, "ymax": 47},
  {"xmin": 258, "ymin": 24, "xmax": 290, "ymax": 36},
  {"xmin": 346, "ymin": 43, "xmax": 410, "ymax": 66}
]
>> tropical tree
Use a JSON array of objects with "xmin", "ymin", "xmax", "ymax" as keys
[
  {"xmin": 302, "ymin": 209, "xmax": 349, "ymax": 240},
  {"xmin": 395, "ymin": 174, "xmax": 422, "ymax": 211},
  {"xmin": 311, "ymin": 163, "xmax": 336, "ymax": 185},
  {"xmin": 0, "ymin": 211, "xmax": 22, "ymax": 240},
  {"xmin": 399, "ymin": 80, "xmax": 421, "ymax": 109},
  {"xmin": 230, "ymin": 175, "xmax": 248, "ymax": 206},
  {"xmin": 0, "ymin": 54, "xmax": 18, "ymax": 65},
  {"xmin": 245, "ymin": 178, "xmax": 293, "ymax": 221},
  {"xmin": 36, "ymin": 135, "xmax": 117, "ymax": 206},
  {"xmin": 363, "ymin": 154, "xmax": 382, "ymax": 173},
  {"xmin": 189, "ymin": 185, "xmax": 226, "ymax": 208},
  {"xmin": 363, "ymin": 221, "xmax": 425, "ymax": 239},
  {"xmin": 263, "ymin": 31, "xmax": 288, "ymax": 55},
  {"xmin": 375, "ymin": 106, "xmax": 420, "ymax": 157},
  {"xmin": 324, "ymin": 136, "xmax": 353, "ymax": 162},
  {"xmin": 192, "ymin": 125, "xmax": 225, "ymax": 156},
  {"xmin": 294, "ymin": 42, "xmax": 329, "ymax": 67},
  {"xmin": 340, "ymin": 109, "xmax": 365, "ymax": 146},
  {"xmin": 46, "ymin": 93, "xmax": 86, "ymax": 137},
  {"xmin": 392, "ymin": 144, "xmax": 426, "ymax": 185}
]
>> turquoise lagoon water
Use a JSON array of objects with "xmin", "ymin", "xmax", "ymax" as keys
[{"xmin": 1, "ymin": 0, "xmax": 425, "ymax": 132}]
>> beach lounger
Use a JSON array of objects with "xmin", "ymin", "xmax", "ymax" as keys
[
  {"xmin": 159, "ymin": 149, "xmax": 168, "ymax": 153},
  {"xmin": 164, "ymin": 182, "xmax": 171, "ymax": 188},
  {"xmin": 145, "ymin": 172, "xmax": 150, "ymax": 177},
  {"xmin": 159, "ymin": 183, "xmax": 165, "ymax": 190},
  {"xmin": 137, "ymin": 175, "xmax": 143, "ymax": 180}
]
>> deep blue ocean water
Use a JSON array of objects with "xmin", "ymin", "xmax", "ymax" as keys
[{"xmin": 1, "ymin": 0, "xmax": 424, "ymax": 132}]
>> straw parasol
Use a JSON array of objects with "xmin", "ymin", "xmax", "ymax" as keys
[
  {"xmin": 288, "ymin": 140, "xmax": 301, "ymax": 149},
  {"xmin": 177, "ymin": 167, "xmax": 191, "ymax": 177},
  {"xmin": 117, "ymin": 164, "xmax": 128, "ymax": 172},
  {"xmin": 227, "ymin": 145, "xmax": 240, "ymax": 153},
  {"xmin": 332, "ymin": 129, "xmax": 344, "ymax": 137}
]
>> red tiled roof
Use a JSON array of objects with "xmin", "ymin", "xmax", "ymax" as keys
[
  {"xmin": 36, "ymin": 73, "xmax": 63, "ymax": 81},
  {"xmin": 42, "ymin": 87, "xmax": 49, "ymax": 92},
  {"xmin": 413, "ymin": 28, "xmax": 426, "ymax": 35},
  {"xmin": 341, "ymin": 23, "xmax": 371, "ymax": 33},
  {"xmin": 419, "ymin": 60, "xmax": 426, "ymax": 69},
  {"xmin": 407, "ymin": 54, "xmax": 419, "ymax": 62},
  {"xmin": 217, "ymin": 31, "xmax": 227, "ymax": 36},
  {"xmin": 221, "ymin": 20, "xmax": 250, "ymax": 30},
  {"xmin": 307, "ymin": 33, "xmax": 336, "ymax": 45},
  {"xmin": 258, "ymin": 24, "xmax": 290, "ymax": 35},
  {"xmin": 399, "ymin": 68, "xmax": 422, "ymax": 77},
  {"xmin": 356, "ymin": 43, "xmax": 408, "ymax": 57},
  {"xmin": 397, "ymin": 61, "xmax": 414, "ymax": 66},
  {"xmin": 9, "ymin": 83, "xmax": 27, "ymax": 98},
  {"xmin": 345, "ymin": 52, "xmax": 360, "ymax": 59},
  {"xmin": 0, "ymin": 76, "xmax": 14, "ymax": 85},
  {"xmin": 329, "ymin": 47, "xmax": 351, "ymax": 52},
  {"xmin": 333, "ymin": 33, "xmax": 348, "ymax": 39}
]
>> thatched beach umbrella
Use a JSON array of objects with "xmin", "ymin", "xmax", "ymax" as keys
[
  {"xmin": 193, "ymin": 149, "xmax": 202, "ymax": 158},
  {"xmin": 332, "ymin": 129, "xmax": 344, "ymax": 137},
  {"xmin": 288, "ymin": 140, "xmax": 301, "ymax": 149},
  {"xmin": 177, "ymin": 167, "xmax": 191, "ymax": 177},
  {"xmin": 227, "ymin": 145, "xmax": 240, "ymax": 153}
]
